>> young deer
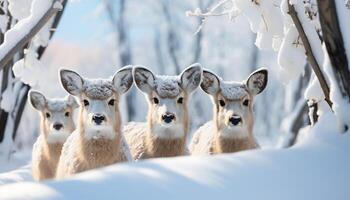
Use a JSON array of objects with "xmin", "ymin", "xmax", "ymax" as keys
[
  {"xmin": 189, "ymin": 68, "xmax": 268, "ymax": 155},
  {"xmin": 56, "ymin": 66, "xmax": 133, "ymax": 179},
  {"xmin": 123, "ymin": 64, "xmax": 202, "ymax": 160},
  {"xmin": 29, "ymin": 90, "xmax": 78, "ymax": 181}
]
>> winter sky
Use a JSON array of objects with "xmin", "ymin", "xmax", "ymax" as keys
[{"xmin": 54, "ymin": 0, "xmax": 109, "ymax": 45}]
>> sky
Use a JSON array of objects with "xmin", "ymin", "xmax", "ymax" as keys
[{"xmin": 53, "ymin": 0, "xmax": 110, "ymax": 45}]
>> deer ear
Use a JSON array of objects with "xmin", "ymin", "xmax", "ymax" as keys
[
  {"xmin": 113, "ymin": 66, "xmax": 134, "ymax": 95},
  {"xmin": 60, "ymin": 69, "xmax": 83, "ymax": 96},
  {"xmin": 133, "ymin": 66, "xmax": 155, "ymax": 95},
  {"xmin": 246, "ymin": 68, "xmax": 268, "ymax": 95},
  {"xmin": 66, "ymin": 95, "xmax": 79, "ymax": 109},
  {"xmin": 180, "ymin": 63, "xmax": 202, "ymax": 93},
  {"xmin": 29, "ymin": 90, "xmax": 46, "ymax": 111},
  {"xmin": 201, "ymin": 69, "xmax": 220, "ymax": 95}
]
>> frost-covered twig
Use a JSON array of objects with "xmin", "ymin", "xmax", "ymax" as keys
[
  {"xmin": 0, "ymin": 0, "xmax": 62, "ymax": 70},
  {"xmin": 288, "ymin": 1, "xmax": 332, "ymax": 107},
  {"xmin": 186, "ymin": 0, "xmax": 239, "ymax": 34}
]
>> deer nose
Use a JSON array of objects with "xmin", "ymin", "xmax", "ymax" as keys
[
  {"xmin": 162, "ymin": 113, "xmax": 175, "ymax": 124},
  {"xmin": 92, "ymin": 114, "xmax": 105, "ymax": 125},
  {"xmin": 229, "ymin": 115, "xmax": 242, "ymax": 126},
  {"xmin": 53, "ymin": 123, "xmax": 63, "ymax": 130}
]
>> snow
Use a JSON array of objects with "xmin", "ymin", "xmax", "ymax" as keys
[
  {"xmin": 234, "ymin": 0, "xmax": 283, "ymax": 50},
  {"xmin": 0, "ymin": 0, "xmax": 55, "ymax": 61},
  {"xmin": 277, "ymin": 25, "xmax": 306, "ymax": 82},
  {"xmin": 0, "ymin": 15, "xmax": 9, "ymax": 33},
  {"xmin": 322, "ymin": 46, "xmax": 350, "ymax": 130},
  {"xmin": 83, "ymin": 79, "xmax": 114, "ymax": 99},
  {"xmin": 154, "ymin": 76, "xmax": 181, "ymax": 98},
  {"xmin": 0, "ymin": 112, "xmax": 349, "ymax": 200},
  {"xmin": 8, "ymin": 0, "xmax": 33, "ymax": 20},
  {"xmin": 335, "ymin": 0, "xmax": 350, "ymax": 72},
  {"xmin": 220, "ymin": 81, "xmax": 247, "ymax": 100},
  {"xmin": 0, "ymin": 165, "xmax": 33, "ymax": 185}
]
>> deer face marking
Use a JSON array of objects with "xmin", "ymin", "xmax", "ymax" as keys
[
  {"xmin": 134, "ymin": 64, "xmax": 202, "ymax": 138},
  {"xmin": 29, "ymin": 90, "xmax": 78, "ymax": 143},
  {"xmin": 60, "ymin": 66, "xmax": 133, "ymax": 140},
  {"xmin": 201, "ymin": 68, "xmax": 268, "ymax": 139}
]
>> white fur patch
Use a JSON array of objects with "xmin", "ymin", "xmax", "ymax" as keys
[
  {"xmin": 84, "ymin": 125, "xmax": 116, "ymax": 140},
  {"xmin": 154, "ymin": 76, "xmax": 180, "ymax": 98},
  {"xmin": 220, "ymin": 82, "xmax": 247, "ymax": 100},
  {"xmin": 219, "ymin": 126, "xmax": 248, "ymax": 139},
  {"xmin": 152, "ymin": 123, "xmax": 184, "ymax": 139},
  {"xmin": 46, "ymin": 130, "xmax": 70, "ymax": 144}
]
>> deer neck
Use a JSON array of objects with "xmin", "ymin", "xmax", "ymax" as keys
[
  {"xmin": 78, "ymin": 124, "xmax": 121, "ymax": 166},
  {"xmin": 212, "ymin": 121, "xmax": 257, "ymax": 154},
  {"xmin": 145, "ymin": 122, "xmax": 187, "ymax": 158}
]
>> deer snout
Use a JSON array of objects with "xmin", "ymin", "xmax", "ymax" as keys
[
  {"xmin": 53, "ymin": 123, "xmax": 63, "ymax": 130},
  {"xmin": 229, "ymin": 115, "xmax": 242, "ymax": 126},
  {"xmin": 162, "ymin": 112, "xmax": 175, "ymax": 124},
  {"xmin": 92, "ymin": 114, "xmax": 106, "ymax": 125}
]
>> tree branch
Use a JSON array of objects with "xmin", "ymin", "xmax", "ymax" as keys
[
  {"xmin": 0, "ymin": 0, "xmax": 61, "ymax": 70},
  {"xmin": 288, "ymin": 2, "xmax": 332, "ymax": 107}
]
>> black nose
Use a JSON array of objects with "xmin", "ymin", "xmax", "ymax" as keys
[
  {"xmin": 162, "ymin": 113, "xmax": 175, "ymax": 124},
  {"xmin": 229, "ymin": 116, "xmax": 242, "ymax": 126},
  {"xmin": 53, "ymin": 123, "xmax": 63, "ymax": 130},
  {"xmin": 92, "ymin": 114, "xmax": 105, "ymax": 125}
]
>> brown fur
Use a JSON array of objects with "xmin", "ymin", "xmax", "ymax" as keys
[
  {"xmin": 124, "ymin": 95, "xmax": 189, "ymax": 160},
  {"xmin": 56, "ymin": 98, "xmax": 129, "ymax": 179},
  {"xmin": 213, "ymin": 136, "xmax": 257, "ymax": 154},
  {"xmin": 32, "ymin": 137, "xmax": 63, "ymax": 180}
]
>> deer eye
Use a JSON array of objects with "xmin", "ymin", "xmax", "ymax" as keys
[
  {"xmin": 177, "ymin": 97, "xmax": 183, "ymax": 104},
  {"xmin": 153, "ymin": 97, "xmax": 159, "ymax": 104},
  {"xmin": 45, "ymin": 112, "xmax": 51, "ymax": 118},
  {"xmin": 65, "ymin": 112, "xmax": 70, "ymax": 117},
  {"xmin": 83, "ymin": 100, "xmax": 89, "ymax": 106},
  {"xmin": 243, "ymin": 99, "xmax": 249, "ymax": 106},
  {"xmin": 108, "ymin": 99, "xmax": 115, "ymax": 106},
  {"xmin": 219, "ymin": 99, "xmax": 225, "ymax": 107}
]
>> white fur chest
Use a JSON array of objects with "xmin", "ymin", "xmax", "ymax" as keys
[{"xmin": 152, "ymin": 124, "xmax": 185, "ymax": 139}]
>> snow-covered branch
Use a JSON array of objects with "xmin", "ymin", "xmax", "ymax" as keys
[
  {"xmin": 0, "ymin": 0, "xmax": 62, "ymax": 70},
  {"xmin": 287, "ymin": 1, "xmax": 332, "ymax": 107}
]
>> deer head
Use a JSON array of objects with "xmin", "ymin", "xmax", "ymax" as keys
[
  {"xmin": 59, "ymin": 66, "xmax": 133, "ymax": 140},
  {"xmin": 29, "ymin": 90, "xmax": 78, "ymax": 143},
  {"xmin": 133, "ymin": 63, "xmax": 202, "ymax": 139},
  {"xmin": 201, "ymin": 68, "xmax": 268, "ymax": 139}
]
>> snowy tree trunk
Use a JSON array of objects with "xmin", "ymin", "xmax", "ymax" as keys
[{"xmin": 317, "ymin": 0, "xmax": 350, "ymax": 100}]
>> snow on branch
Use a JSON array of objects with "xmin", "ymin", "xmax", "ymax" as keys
[
  {"xmin": 0, "ymin": 0, "xmax": 62, "ymax": 71},
  {"xmin": 287, "ymin": 1, "xmax": 332, "ymax": 107}
]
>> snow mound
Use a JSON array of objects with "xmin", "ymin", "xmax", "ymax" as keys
[{"xmin": 0, "ymin": 113, "xmax": 349, "ymax": 200}]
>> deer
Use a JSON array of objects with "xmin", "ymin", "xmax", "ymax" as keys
[
  {"xmin": 123, "ymin": 64, "xmax": 202, "ymax": 160},
  {"xmin": 55, "ymin": 66, "xmax": 134, "ymax": 179},
  {"xmin": 29, "ymin": 90, "xmax": 78, "ymax": 181},
  {"xmin": 189, "ymin": 68, "xmax": 268, "ymax": 155}
]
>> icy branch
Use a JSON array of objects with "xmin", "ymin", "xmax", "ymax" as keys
[
  {"xmin": 0, "ymin": 0, "xmax": 62, "ymax": 71},
  {"xmin": 288, "ymin": 1, "xmax": 332, "ymax": 107}
]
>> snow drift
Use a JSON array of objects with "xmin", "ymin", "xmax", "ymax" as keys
[{"xmin": 0, "ymin": 113, "xmax": 349, "ymax": 200}]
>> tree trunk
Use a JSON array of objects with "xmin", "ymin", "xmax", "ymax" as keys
[
  {"xmin": 317, "ymin": 0, "xmax": 350, "ymax": 100},
  {"xmin": 104, "ymin": 0, "xmax": 135, "ymax": 121}
]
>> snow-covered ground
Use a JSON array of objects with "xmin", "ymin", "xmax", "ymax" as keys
[{"xmin": 0, "ymin": 113, "xmax": 349, "ymax": 200}]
